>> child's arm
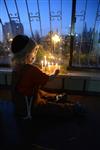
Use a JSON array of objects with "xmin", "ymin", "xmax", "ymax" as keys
[{"xmin": 49, "ymin": 69, "xmax": 59, "ymax": 80}]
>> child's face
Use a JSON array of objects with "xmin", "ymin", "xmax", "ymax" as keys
[{"xmin": 29, "ymin": 47, "xmax": 38, "ymax": 64}]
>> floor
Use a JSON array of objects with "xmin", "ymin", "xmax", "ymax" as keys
[{"xmin": 0, "ymin": 90, "xmax": 100, "ymax": 150}]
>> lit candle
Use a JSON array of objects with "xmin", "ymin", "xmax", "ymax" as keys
[
  {"xmin": 44, "ymin": 56, "xmax": 47, "ymax": 67},
  {"xmin": 51, "ymin": 62, "xmax": 54, "ymax": 66},
  {"xmin": 48, "ymin": 62, "xmax": 50, "ymax": 71},
  {"xmin": 55, "ymin": 63, "xmax": 58, "ymax": 69},
  {"xmin": 41, "ymin": 60, "xmax": 43, "ymax": 70}
]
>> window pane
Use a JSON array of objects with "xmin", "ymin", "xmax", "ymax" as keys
[{"xmin": 72, "ymin": 0, "xmax": 100, "ymax": 69}]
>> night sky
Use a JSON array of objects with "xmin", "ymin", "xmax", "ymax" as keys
[{"xmin": 0, "ymin": 0, "xmax": 99, "ymax": 41}]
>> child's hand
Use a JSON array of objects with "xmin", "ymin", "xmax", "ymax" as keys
[
  {"xmin": 38, "ymin": 98, "xmax": 47, "ymax": 105},
  {"xmin": 54, "ymin": 69, "xmax": 60, "ymax": 76}
]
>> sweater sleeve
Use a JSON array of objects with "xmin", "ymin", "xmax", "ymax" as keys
[{"xmin": 31, "ymin": 65, "xmax": 49, "ymax": 86}]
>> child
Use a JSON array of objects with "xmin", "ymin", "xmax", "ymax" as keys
[{"xmin": 11, "ymin": 34, "xmax": 59, "ymax": 117}]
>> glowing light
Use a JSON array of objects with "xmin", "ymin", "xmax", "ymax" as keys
[
  {"xmin": 41, "ymin": 60, "xmax": 43, "ymax": 70},
  {"xmin": 52, "ymin": 34, "xmax": 61, "ymax": 43},
  {"xmin": 40, "ymin": 55, "xmax": 60, "ymax": 74},
  {"xmin": 9, "ymin": 38, "xmax": 13, "ymax": 42}
]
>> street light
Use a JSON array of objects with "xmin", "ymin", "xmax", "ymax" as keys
[
  {"xmin": 52, "ymin": 33, "xmax": 61, "ymax": 53},
  {"xmin": 9, "ymin": 38, "xmax": 13, "ymax": 42}
]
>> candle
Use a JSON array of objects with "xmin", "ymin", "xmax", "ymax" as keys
[
  {"xmin": 48, "ymin": 62, "xmax": 50, "ymax": 71},
  {"xmin": 44, "ymin": 56, "xmax": 47, "ymax": 67},
  {"xmin": 55, "ymin": 63, "xmax": 58, "ymax": 69},
  {"xmin": 51, "ymin": 62, "xmax": 54, "ymax": 66},
  {"xmin": 41, "ymin": 60, "xmax": 43, "ymax": 70}
]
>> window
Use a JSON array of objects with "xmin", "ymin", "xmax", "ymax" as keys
[{"xmin": 0, "ymin": 0, "xmax": 100, "ymax": 72}]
